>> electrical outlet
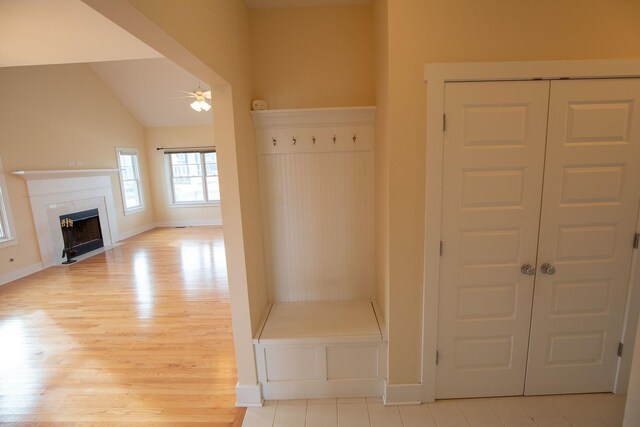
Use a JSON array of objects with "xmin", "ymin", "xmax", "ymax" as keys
[
  {"xmin": 76, "ymin": 161, "xmax": 83, "ymax": 166},
  {"xmin": 68, "ymin": 161, "xmax": 75, "ymax": 167}
]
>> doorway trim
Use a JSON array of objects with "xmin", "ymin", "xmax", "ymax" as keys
[
  {"xmin": 422, "ymin": 59, "xmax": 640, "ymax": 402},
  {"xmin": 82, "ymin": 0, "xmax": 264, "ymax": 406}
]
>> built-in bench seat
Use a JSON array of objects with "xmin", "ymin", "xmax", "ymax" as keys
[{"xmin": 253, "ymin": 300, "xmax": 386, "ymax": 400}]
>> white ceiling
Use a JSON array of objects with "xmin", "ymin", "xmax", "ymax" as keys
[
  {"xmin": 0, "ymin": 0, "xmax": 161, "ymax": 67},
  {"xmin": 0, "ymin": 0, "xmax": 211, "ymax": 128},
  {"xmin": 245, "ymin": 0, "xmax": 370, "ymax": 8},
  {"xmin": 90, "ymin": 59, "xmax": 213, "ymax": 127}
]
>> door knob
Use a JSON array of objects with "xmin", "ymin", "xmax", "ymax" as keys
[
  {"xmin": 540, "ymin": 263, "xmax": 556, "ymax": 275},
  {"xmin": 521, "ymin": 264, "xmax": 536, "ymax": 276}
]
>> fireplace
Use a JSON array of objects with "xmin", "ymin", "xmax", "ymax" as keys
[
  {"xmin": 13, "ymin": 172, "xmax": 119, "ymax": 267},
  {"xmin": 59, "ymin": 208, "xmax": 104, "ymax": 261}
]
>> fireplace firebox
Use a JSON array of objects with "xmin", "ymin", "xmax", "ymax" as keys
[{"xmin": 59, "ymin": 208, "xmax": 104, "ymax": 263}]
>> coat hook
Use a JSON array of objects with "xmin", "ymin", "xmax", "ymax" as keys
[
  {"xmin": 352, "ymin": 134, "xmax": 357, "ymax": 143},
  {"xmin": 312, "ymin": 136, "xmax": 316, "ymax": 144},
  {"xmin": 293, "ymin": 136, "xmax": 297, "ymax": 145},
  {"xmin": 272, "ymin": 137, "xmax": 277, "ymax": 146},
  {"xmin": 333, "ymin": 135, "xmax": 337, "ymax": 144}
]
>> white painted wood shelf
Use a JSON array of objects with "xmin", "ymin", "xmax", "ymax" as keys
[
  {"xmin": 253, "ymin": 301, "xmax": 387, "ymax": 400},
  {"xmin": 256, "ymin": 301, "xmax": 382, "ymax": 344},
  {"xmin": 12, "ymin": 169, "xmax": 119, "ymax": 180}
]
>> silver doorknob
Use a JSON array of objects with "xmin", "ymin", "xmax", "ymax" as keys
[
  {"xmin": 521, "ymin": 264, "xmax": 536, "ymax": 276},
  {"xmin": 540, "ymin": 263, "xmax": 556, "ymax": 275}
]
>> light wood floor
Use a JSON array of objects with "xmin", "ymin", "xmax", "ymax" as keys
[{"xmin": 0, "ymin": 227, "xmax": 244, "ymax": 426}]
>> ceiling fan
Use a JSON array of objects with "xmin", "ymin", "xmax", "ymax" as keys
[{"xmin": 171, "ymin": 87, "xmax": 212, "ymax": 112}]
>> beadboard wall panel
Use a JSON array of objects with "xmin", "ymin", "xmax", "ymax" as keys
[{"xmin": 253, "ymin": 107, "xmax": 375, "ymax": 302}]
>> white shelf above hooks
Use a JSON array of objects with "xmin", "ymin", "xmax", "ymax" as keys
[{"xmin": 252, "ymin": 106, "xmax": 376, "ymax": 155}]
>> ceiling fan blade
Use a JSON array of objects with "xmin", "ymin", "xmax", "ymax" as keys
[
  {"xmin": 171, "ymin": 89, "xmax": 198, "ymax": 96},
  {"xmin": 166, "ymin": 95, "xmax": 196, "ymax": 100},
  {"xmin": 203, "ymin": 90, "xmax": 212, "ymax": 99}
]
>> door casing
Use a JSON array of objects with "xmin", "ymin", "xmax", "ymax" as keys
[{"xmin": 422, "ymin": 59, "xmax": 640, "ymax": 403}]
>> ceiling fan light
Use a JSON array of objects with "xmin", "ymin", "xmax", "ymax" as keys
[
  {"xmin": 200, "ymin": 100, "xmax": 211, "ymax": 111},
  {"xmin": 190, "ymin": 100, "xmax": 202, "ymax": 112}
]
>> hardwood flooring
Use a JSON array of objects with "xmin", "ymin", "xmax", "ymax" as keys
[{"xmin": 0, "ymin": 227, "xmax": 245, "ymax": 426}]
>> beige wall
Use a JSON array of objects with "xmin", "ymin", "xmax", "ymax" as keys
[
  {"xmin": 126, "ymin": 0, "xmax": 268, "ymax": 334},
  {"xmin": 0, "ymin": 63, "xmax": 154, "ymax": 276},
  {"xmin": 624, "ymin": 314, "xmax": 640, "ymax": 426},
  {"xmin": 381, "ymin": 0, "xmax": 640, "ymax": 385},
  {"xmin": 249, "ymin": 4, "xmax": 380, "ymax": 311},
  {"xmin": 250, "ymin": 5, "xmax": 374, "ymax": 109},
  {"xmin": 373, "ymin": 0, "xmax": 389, "ymax": 332},
  {"xmin": 122, "ymin": 0, "xmax": 269, "ymax": 390},
  {"xmin": 86, "ymin": 0, "xmax": 640, "ymax": 397},
  {"xmin": 144, "ymin": 126, "xmax": 222, "ymax": 226}
]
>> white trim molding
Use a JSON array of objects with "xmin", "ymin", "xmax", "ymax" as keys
[
  {"xmin": 12, "ymin": 169, "xmax": 119, "ymax": 179},
  {"xmin": 155, "ymin": 220, "xmax": 222, "ymax": 228},
  {"xmin": 425, "ymin": 59, "xmax": 640, "ymax": 82},
  {"xmin": 383, "ymin": 382, "xmax": 422, "ymax": 406},
  {"xmin": 235, "ymin": 382, "xmax": 263, "ymax": 407},
  {"xmin": 422, "ymin": 58, "xmax": 640, "ymax": 403},
  {"xmin": 245, "ymin": 0, "xmax": 371, "ymax": 9},
  {"xmin": 0, "ymin": 262, "xmax": 44, "ymax": 287},
  {"xmin": 115, "ymin": 147, "xmax": 146, "ymax": 214},
  {"xmin": 18, "ymin": 175, "xmax": 120, "ymax": 268},
  {"xmin": 251, "ymin": 106, "xmax": 376, "ymax": 129}
]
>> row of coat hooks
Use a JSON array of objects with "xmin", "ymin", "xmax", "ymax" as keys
[{"xmin": 272, "ymin": 134, "xmax": 357, "ymax": 147}]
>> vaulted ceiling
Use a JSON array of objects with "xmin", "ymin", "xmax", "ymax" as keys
[
  {"xmin": 0, "ymin": 0, "xmax": 160, "ymax": 67},
  {"xmin": 0, "ymin": 0, "xmax": 211, "ymax": 127}
]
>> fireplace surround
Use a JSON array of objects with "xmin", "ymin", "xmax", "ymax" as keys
[{"xmin": 14, "ymin": 170, "xmax": 119, "ymax": 267}]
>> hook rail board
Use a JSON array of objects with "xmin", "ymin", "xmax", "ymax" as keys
[{"xmin": 253, "ymin": 106, "xmax": 376, "ymax": 303}]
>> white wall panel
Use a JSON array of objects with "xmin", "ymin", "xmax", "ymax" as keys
[{"xmin": 253, "ymin": 107, "xmax": 375, "ymax": 302}]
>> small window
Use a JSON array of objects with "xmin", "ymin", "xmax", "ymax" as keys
[
  {"xmin": 0, "ymin": 156, "xmax": 17, "ymax": 247},
  {"xmin": 167, "ymin": 151, "xmax": 220, "ymax": 205},
  {"xmin": 0, "ymin": 187, "xmax": 12, "ymax": 241},
  {"xmin": 116, "ymin": 147, "xmax": 144, "ymax": 213}
]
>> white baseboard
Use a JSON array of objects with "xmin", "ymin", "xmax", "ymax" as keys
[
  {"xmin": 118, "ymin": 223, "xmax": 156, "ymax": 241},
  {"xmin": 117, "ymin": 220, "xmax": 222, "ymax": 241},
  {"xmin": 236, "ymin": 382, "xmax": 263, "ymax": 407},
  {"xmin": 155, "ymin": 219, "xmax": 222, "ymax": 228},
  {"xmin": 383, "ymin": 382, "xmax": 423, "ymax": 406},
  {"xmin": 0, "ymin": 262, "xmax": 44, "ymax": 287}
]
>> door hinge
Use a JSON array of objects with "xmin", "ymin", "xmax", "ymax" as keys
[
  {"xmin": 443, "ymin": 114, "xmax": 447, "ymax": 132},
  {"xmin": 440, "ymin": 241, "xmax": 443, "ymax": 256},
  {"xmin": 436, "ymin": 350, "xmax": 440, "ymax": 365},
  {"xmin": 618, "ymin": 342, "xmax": 624, "ymax": 357},
  {"xmin": 634, "ymin": 233, "xmax": 639, "ymax": 249}
]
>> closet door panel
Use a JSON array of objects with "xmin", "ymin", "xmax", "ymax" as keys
[
  {"xmin": 436, "ymin": 81, "xmax": 550, "ymax": 398},
  {"xmin": 525, "ymin": 79, "xmax": 640, "ymax": 395}
]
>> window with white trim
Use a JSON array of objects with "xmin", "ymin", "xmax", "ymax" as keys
[
  {"xmin": 0, "ymin": 156, "xmax": 17, "ymax": 247},
  {"xmin": 0, "ymin": 187, "xmax": 12, "ymax": 241},
  {"xmin": 116, "ymin": 147, "xmax": 144, "ymax": 213},
  {"xmin": 167, "ymin": 151, "xmax": 220, "ymax": 204}
]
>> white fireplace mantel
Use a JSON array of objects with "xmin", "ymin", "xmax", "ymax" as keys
[
  {"xmin": 12, "ymin": 169, "xmax": 119, "ymax": 180},
  {"xmin": 17, "ymin": 172, "xmax": 120, "ymax": 268}
]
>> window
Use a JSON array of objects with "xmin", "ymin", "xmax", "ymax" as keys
[
  {"xmin": 0, "ymin": 156, "xmax": 17, "ymax": 247},
  {"xmin": 167, "ymin": 151, "xmax": 220, "ymax": 204},
  {"xmin": 0, "ymin": 187, "xmax": 12, "ymax": 242},
  {"xmin": 116, "ymin": 147, "xmax": 144, "ymax": 213}
]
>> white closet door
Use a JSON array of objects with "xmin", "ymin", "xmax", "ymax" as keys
[
  {"xmin": 437, "ymin": 81, "xmax": 550, "ymax": 398},
  {"xmin": 525, "ymin": 79, "xmax": 640, "ymax": 395}
]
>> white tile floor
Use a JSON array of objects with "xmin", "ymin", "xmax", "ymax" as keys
[{"xmin": 242, "ymin": 393, "xmax": 627, "ymax": 427}]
